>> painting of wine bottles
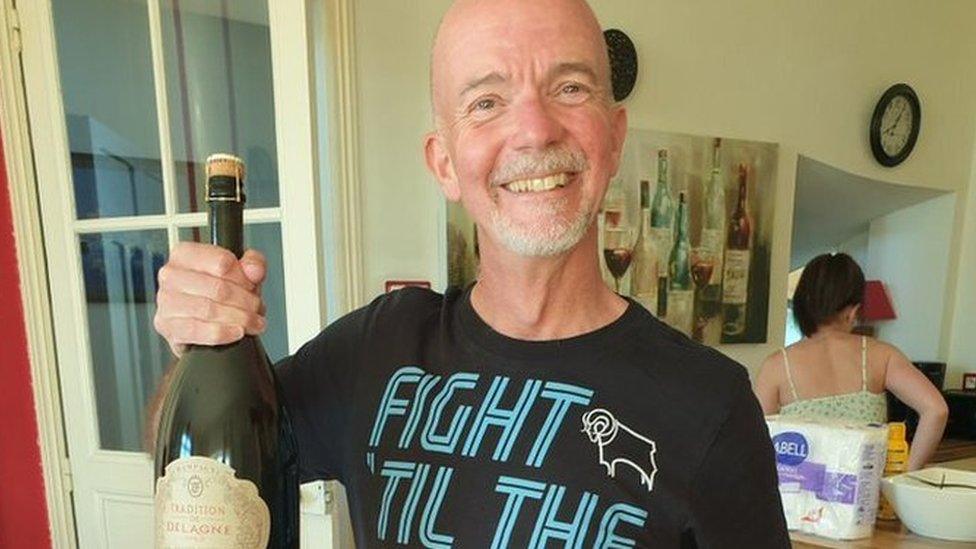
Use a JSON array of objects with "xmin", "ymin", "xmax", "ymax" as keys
[
  {"xmin": 606, "ymin": 128, "xmax": 777, "ymax": 345},
  {"xmin": 444, "ymin": 128, "xmax": 777, "ymax": 346}
]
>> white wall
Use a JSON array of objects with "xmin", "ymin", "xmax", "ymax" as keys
[
  {"xmin": 865, "ymin": 194, "xmax": 957, "ymax": 363},
  {"xmin": 837, "ymin": 231, "xmax": 870, "ymax": 269},
  {"xmin": 354, "ymin": 0, "xmax": 453, "ymax": 296},
  {"xmin": 946, "ymin": 137, "xmax": 976, "ymax": 389},
  {"xmin": 347, "ymin": 0, "xmax": 976, "ymax": 374}
]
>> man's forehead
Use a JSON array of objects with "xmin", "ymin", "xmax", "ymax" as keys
[
  {"xmin": 435, "ymin": 0, "xmax": 602, "ymax": 54},
  {"xmin": 430, "ymin": 0, "xmax": 607, "ymax": 110},
  {"xmin": 458, "ymin": 61, "xmax": 602, "ymax": 97}
]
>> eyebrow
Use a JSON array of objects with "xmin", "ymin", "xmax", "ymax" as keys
[
  {"xmin": 457, "ymin": 61, "xmax": 601, "ymax": 100},
  {"xmin": 548, "ymin": 61, "xmax": 599, "ymax": 83},
  {"xmin": 459, "ymin": 71, "xmax": 506, "ymax": 100}
]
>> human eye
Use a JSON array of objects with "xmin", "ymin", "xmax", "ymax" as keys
[
  {"xmin": 556, "ymin": 81, "xmax": 591, "ymax": 103},
  {"xmin": 464, "ymin": 94, "xmax": 505, "ymax": 123},
  {"xmin": 561, "ymin": 82, "xmax": 582, "ymax": 94},
  {"xmin": 470, "ymin": 96, "xmax": 498, "ymax": 113}
]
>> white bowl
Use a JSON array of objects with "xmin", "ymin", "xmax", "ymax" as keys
[{"xmin": 880, "ymin": 467, "xmax": 976, "ymax": 542}]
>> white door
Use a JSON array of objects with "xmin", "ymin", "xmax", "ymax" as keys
[{"xmin": 19, "ymin": 0, "xmax": 331, "ymax": 546}]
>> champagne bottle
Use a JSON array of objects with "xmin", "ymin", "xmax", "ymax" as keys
[
  {"xmin": 702, "ymin": 138, "xmax": 726, "ymax": 297},
  {"xmin": 650, "ymin": 149, "xmax": 674, "ymax": 317},
  {"xmin": 722, "ymin": 163, "xmax": 753, "ymax": 337},
  {"xmin": 667, "ymin": 191, "xmax": 693, "ymax": 335},
  {"xmin": 154, "ymin": 154, "xmax": 299, "ymax": 549},
  {"xmin": 631, "ymin": 180, "xmax": 659, "ymax": 313}
]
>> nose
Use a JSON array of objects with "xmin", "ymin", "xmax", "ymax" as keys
[{"xmin": 509, "ymin": 95, "xmax": 565, "ymax": 151}]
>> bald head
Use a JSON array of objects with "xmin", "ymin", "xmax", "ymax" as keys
[
  {"xmin": 422, "ymin": 0, "xmax": 628, "ymax": 262},
  {"xmin": 430, "ymin": 0, "xmax": 612, "ymax": 126}
]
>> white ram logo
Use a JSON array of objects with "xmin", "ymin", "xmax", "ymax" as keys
[{"xmin": 581, "ymin": 408, "xmax": 658, "ymax": 492}]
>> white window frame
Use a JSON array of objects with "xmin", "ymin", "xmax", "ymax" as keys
[{"xmin": 13, "ymin": 0, "xmax": 345, "ymax": 545}]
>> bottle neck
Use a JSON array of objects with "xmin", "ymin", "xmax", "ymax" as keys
[
  {"xmin": 209, "ymin": 201, "xmax": 244, "ymax": 258},
  {"xmin": 676, "ymin": 203, "xmax": 688, "ymax": 240},
  {"xmin": 737, "ymin": 180, "xmax": 748, "ymax": 211},
  {"xmin": 206, "ymin": 173, "xmax": 246, "ymax": 258},
  {"xmin": 641, "ymin": 206, "xmax": 652, "ymax": 231}
]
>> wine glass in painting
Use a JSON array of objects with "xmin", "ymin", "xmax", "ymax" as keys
[
  {"xmin": 691, "ymin": 247, "xmax": 717, "ymax": 341},
  {"xmin": 603, "ymin": 226, "xmax": 635, "ymax": 293}
]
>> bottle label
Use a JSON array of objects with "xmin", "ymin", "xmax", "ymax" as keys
[
  {"xmin": 722, "ymin": 250, "xmax": 751, "ymax": 304},
  {"xmin": 650, "ymin": 227, "xmax": 673, "ymax": 277},
  {"xmin": 631, "ymin": 233, "xmax": 658, "ymax": 299},
  {"xmin": 666, "ymin": 289, "xmax": 694, "ymax": 335},
  {"xmin": 155, "ymin": 456, "xmax": 270, "ymax": 549},
  {"xmin": 700, "ymin": 228, "xmax": 724, "ymax": 285}
]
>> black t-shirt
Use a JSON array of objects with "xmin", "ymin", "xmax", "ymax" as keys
[{"xmin": 275, "ymin": 287, "xmax": 789, "ymax": 548}]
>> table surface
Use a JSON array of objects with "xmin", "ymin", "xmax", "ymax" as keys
[{"xmin": 789, "ymin": 457, "xmax": 976, "ymax": 548}]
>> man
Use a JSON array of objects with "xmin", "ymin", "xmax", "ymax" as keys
[{"xmin": 153, "ymin": 0, "xmax": 790, "ymax": 546}]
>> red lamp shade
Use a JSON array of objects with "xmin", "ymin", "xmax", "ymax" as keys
[{"xmin": 861, "ymin": 280, "xmax": 896, "ymax": 321}]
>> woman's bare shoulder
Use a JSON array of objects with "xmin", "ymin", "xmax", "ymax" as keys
[
  {"xmin": 864, "ymin": 335, "xmax": 901, "ymax": 357},
  {"xmin": 757, "ymin": 347, "xmax": 787, "ymax": 381}
]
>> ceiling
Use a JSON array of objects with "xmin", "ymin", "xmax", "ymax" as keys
[{"xmin": 790, "ymin": 156, "xmax": 948, "ymax": 270}]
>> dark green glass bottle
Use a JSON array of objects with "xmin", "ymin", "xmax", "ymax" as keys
[
  {"xmin": 666, "ymin": 191, "xmax": 693, "ymax": 334},
  {"xmin": 153, "ymin": 154, "xmax": 298, "ymax": 549},
  {"xmin": 650, "ymin": 149, "xmax": 674, "ymax": 317}
]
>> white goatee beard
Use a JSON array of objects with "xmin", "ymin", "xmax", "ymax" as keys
[
  {"xmin": 488, "ymin": 198, "xmax": 596, "ymax": 257},
  {"xmin": 485, "ymin": 145, "xmax": 595, "ymax": 257}
]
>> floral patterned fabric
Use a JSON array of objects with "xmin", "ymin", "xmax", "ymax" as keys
[{"xmin": 779, "ymin": 336, "xmax": 888, "ymax": 424}]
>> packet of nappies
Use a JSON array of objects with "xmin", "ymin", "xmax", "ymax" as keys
[{"xmin": 766, "ymin": 416, "xmax": 888, "ymax": 540}]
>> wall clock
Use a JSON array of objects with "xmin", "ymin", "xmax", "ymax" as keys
[
  {"xmin": 869, "ymin": 83, "xmax": 921, "ymax": 167},
  {"xmin": 604, "ymin": 29, "xmax": 637, "ymax": 102}
]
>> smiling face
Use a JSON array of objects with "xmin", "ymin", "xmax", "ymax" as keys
[{"xmin": 425, "ymin": 0, "xmax": 627, "ymax": 257}]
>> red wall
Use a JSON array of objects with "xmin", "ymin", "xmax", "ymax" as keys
[{"xmin": 0, "ymin": 134, "xmax": 51, "ymax": 547}]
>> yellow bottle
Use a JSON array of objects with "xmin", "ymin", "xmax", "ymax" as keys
[{"xmin": 877, "ymin": 422, "xmax": 910, "ymax": 520}]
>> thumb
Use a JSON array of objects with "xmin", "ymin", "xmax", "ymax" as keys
[{"xmin": 240, "ymin": 249, "xmax": 267, "ymax": 286}]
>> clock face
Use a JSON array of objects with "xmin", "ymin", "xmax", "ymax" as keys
[
  {"xmin": 880, "ymin": 95, "xmax": 914, "ymax": 157},
  {"xmin": 870, "ymin": 84, "xmax": 921, "ymax": 167}
]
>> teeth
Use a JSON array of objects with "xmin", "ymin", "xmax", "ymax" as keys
[{"xmin": 504, "ymin": 173, "xmax": 569, "ymax": 193}]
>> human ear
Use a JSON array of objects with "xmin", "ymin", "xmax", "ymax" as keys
[
  {"xmin": 608, "ymin": 105, "xmax": 628, "ymax": 175},
  {"xmin": 424, "ymin": 131, "xmax": 462, "ymax": 202}
]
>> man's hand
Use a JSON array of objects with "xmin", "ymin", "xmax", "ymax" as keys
[{"xmin": 153, "ymin": 242, "xmax": 268, "ymax": 357}]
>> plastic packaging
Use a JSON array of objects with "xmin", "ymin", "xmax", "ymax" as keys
[
  {"xmin": 876, "ymin": 422, "xmax": 910, "ymax": 520},
  {"xmin": 767, "ymin": 416, "xmax": 889, "ymax": 540}
]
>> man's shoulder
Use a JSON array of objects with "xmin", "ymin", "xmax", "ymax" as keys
[
  {"xmin": 354, "ymin": 285, "xmax": 449, "ymax": 325},
  {"xmin": 627, "ymin": 306, "xmax": 752, "ymax": 401},
  {"xmin": 326, "ymin": 286, "xmax": 453, "ymax": 339},
  {"xmin": 284, "ymin": 286, "xmax": 452, "ymax": 364},
  {"xmin": 372, "ymin": 285, "xmax": 448, "ymax": 314}
]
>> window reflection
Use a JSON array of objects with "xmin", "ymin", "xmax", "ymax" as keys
[
  {"xmin": 80, "ymin": 230, "xmax": 170, "ymax": 451},
  {"xmin": 161, "ymin": 0, "xmax": 280, "ymax": 212},
  {"xmin": 53, "ymin": 0, "xmax": 165, "ymax": 219}
]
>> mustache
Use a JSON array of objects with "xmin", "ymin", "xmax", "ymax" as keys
[{"xmin": 488, "ymin": 147, "xmax": 589, "ymax": 187}]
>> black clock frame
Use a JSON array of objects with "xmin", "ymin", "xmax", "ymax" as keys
[
  {"xmin": 604, "ymin": 29, "xmax": 637, "ymax": 102},
  {"xmin": 869, "ymin": 83, "xmax": 921, "ymax": 167}
]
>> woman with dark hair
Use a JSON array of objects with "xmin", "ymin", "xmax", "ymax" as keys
[{"xmin": 755, "ymin": 253, "xmax": 948, "ymax": 470}]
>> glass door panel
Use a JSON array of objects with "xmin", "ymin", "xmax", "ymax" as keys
[
  {"xmin": 160, "ymin": 0, "xmax": 280, "ymax": 213},
  {"xmin": 25, "ymin": 0, "xmax": 324, "ymax": 543},
  {"xmin": 52, "ymin": 0, "xmax": 165, "ymax": 219},
  {"xmin": 79, "ymin": 230, "xmax": 170, "ymax": 451}
]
